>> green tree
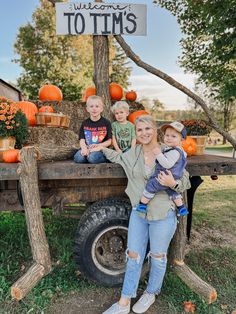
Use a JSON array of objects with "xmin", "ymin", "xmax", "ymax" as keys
[
  {"xmin": 109, "ymin": 40, "xmax": 132, "ymax": 89},
  {"xmin": 14, "ymin": 0, "xmax": 131, "ymax": 100},
  {"xmin": 187, "ymin": 79, "xmax": 235, "ymax": 142}
]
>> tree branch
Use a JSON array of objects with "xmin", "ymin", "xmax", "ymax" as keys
[{"xmin": 114, "ymin": 35, "xmax": 236, "ymax": 149}]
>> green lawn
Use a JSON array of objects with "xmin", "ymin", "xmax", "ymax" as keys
[{"xmin": 0, "ymin": 176, "xmax": 236, "ymax": 313}]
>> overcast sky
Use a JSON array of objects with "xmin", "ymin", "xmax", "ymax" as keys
[{"xmin": 0, "ymin": 1, "xmax": 196, "ymax": 109}]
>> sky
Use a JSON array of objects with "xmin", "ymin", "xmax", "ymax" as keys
[{"xmin": 0, "ymin": 0, "xmax": 196, "ymax": 110}]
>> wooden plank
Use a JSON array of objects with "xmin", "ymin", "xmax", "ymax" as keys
[{"xmin": 1, "ymin": 154, "xmax": 236, "ymax": 181}]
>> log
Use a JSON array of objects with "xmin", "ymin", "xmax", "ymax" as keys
[
  {"xmin": 169, "ymin": 192, "xmax": 217, "ymax": 303},
  {"xmin": 11, "ymin": 147, "xmax": 52, "ymax": 300},
  {"xmin": 17, "ymin": 147, "xmax": 52, "ymax": 271},
  {"xmin": 173, "ymin": 262, "xmax": 217, "ymax": 304},
  {"xmin": 35, "ymin": 145, "xmax": 79, "ymax": 161},
  {"xmin": 11, "ymin": 263, "xmax": 45, "ymax": 300}
]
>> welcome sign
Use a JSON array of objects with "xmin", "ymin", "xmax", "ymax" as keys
[{"xmin": 56, "ymin": 2, "xmax": 147, "ymax": 36}]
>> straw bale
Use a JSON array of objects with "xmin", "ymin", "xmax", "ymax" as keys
[{"xmin": 27, "ymin": 126, "xmax": 79, "ymax": 147}]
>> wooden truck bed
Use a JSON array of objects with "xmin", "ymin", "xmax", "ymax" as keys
[{"xmin": 1, "ymin": 154, "xmax": 236, "ymax": 212}]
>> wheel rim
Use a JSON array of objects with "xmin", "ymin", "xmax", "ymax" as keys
[{"xmin": 91, "ymin": 225, "xmax": 128, "ymax": 275}]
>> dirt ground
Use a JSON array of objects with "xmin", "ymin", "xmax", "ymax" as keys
[{"xmin": 47, "ymin": 226, "xmax": 235, "ymax": 314}]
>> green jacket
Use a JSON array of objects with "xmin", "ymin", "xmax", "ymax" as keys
[{"xmin": 102, "ymin": 145, "xmax": 191, "ymax": 220}]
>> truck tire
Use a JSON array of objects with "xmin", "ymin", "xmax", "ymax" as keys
[{"xmin": 74, "ymin": 199, "xmax": 132, "ymax": 286}]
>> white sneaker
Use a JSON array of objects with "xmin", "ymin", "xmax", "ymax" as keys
[
  {"xmin": 102, "ymin": 302, "xmax": 130, "ymax": 314},
  {"xmin": 132, "ymin": 292, "xmax": 155, "ymax": 313}
]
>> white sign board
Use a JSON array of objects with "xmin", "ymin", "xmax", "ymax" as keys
[{"xmin": 56, "ymin": 2, "xmax": 147, "ymax": 36}]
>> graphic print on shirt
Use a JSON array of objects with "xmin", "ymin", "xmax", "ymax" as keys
[
  {"xmin": 84, "ymin": 126, "xmax": 107, "ymax": 145},
  {"xmin": 117, "ymin": 127, "xmax": 132, "ymax": 150}
]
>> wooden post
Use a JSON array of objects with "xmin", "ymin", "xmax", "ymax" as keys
[
  {"xmin": 93, "ymin": 0, "xmax": 112, "ymax": 119},
  {"xmin": 169, "ymin": 193, "xmax": 217, "ymax": 304},
  {"xmin": 11, "ymin": 147, "xmax": 52, "ymax": 300}
]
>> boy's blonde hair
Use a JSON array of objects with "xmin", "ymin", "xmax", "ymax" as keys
[
  {"xmin": 86, "ymin": 95, "xmax": 104, "ymax": 107},
  {"xmin": 135, "ymin": 115, "xmax": 157, "ymax": 130},
  {"xmin": 111, "ymin": 101, "xmax": 130, "ymax": 113}
]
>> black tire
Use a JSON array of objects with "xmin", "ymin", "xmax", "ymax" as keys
[{"xmin": 74, "ymin": 199, "xmax": 132, "ymax": 286}]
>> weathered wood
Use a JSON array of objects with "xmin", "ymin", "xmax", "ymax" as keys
[
  {"xmin": 1, "ymin": 155, "xmax": 236, "ymax": 181},
  {"xmin": 11, "ymin": 263, "xmax": 45, "ymax": 300},
  {"xmin": 173, "ymin": 262, "xmax": 217, "ymax": 304},
  {"xmin": 93, "ymin": 0, "xmax": 112, "ymax": 120},
  {"xmin": 17, "ymin": 146, "xmax": 52, "ymax": 271}
]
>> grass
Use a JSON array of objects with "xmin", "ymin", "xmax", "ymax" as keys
[{"xmin": 0, "ymin": 176, "xmax": 236, "ymax": 313}]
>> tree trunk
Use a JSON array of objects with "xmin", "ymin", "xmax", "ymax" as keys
[
  {"xmin": 11, "ymin": 147, "xmax": 52, "ymax": 299},
  {"xmin": 93, "ymin": 0, "xmax": 112, "ymax": 120},
  {"xmin": 114, "ymin": 35, "xmax": 236, "ymax": 150}
]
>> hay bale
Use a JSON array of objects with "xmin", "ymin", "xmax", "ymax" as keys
[
  {"xmin": 32, "ymin": 100, "xmax": 145, "ymax": 134},
  {"xmin": 27, "ymin": 126, "xmax": 79, "ymax": 147}
]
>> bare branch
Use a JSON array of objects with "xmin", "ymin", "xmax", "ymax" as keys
[{"xmin": 114, "ymin": 35, "xmax": 236, "ymax": 149}]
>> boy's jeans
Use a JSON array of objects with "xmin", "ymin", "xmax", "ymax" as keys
[
  {"xmin": 74, "ymin": 149, "xmax": 108, "ymax": 163},
  {"xmin": 121, "ymin": 209, "xmax": 177, "ymax": 298}
]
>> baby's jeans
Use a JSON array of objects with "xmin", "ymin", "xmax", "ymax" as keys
[{"xmin": 121, "ymin": 209, "xmax": 177, "ymax": 298}]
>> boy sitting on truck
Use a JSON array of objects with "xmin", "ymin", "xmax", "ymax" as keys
[
  {"xmin": 111, "ymin": 101, "xmax": 136, "ymax": 153},
  {"xmin": 74, "ymin": 95, "xmax": 112, "ymax": 163}
]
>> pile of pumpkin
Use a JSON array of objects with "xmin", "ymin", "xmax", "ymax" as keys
[{"xmin": 1, "ymin": 85, "xmax": 64, "ymax": 163}]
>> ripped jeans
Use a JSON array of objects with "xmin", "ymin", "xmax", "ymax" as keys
[{"xmin": 121, "ymin": 209, "xmax": 177, "ymax": 298}]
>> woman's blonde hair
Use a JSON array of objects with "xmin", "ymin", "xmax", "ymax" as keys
[
  {"xmin": 111, "ymin": 101, "xmax": 129, "ymax": 113},
  {"xmin": 135, "ymin": 115, "xmax": 157, "ymax": 130}
]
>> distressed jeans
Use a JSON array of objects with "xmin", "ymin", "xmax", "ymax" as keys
[
  {"xmin": 121, "ymin": 209, "xmax": 177, "ymax": 298},
  {"xmin": 74, "ymin": 149, "xmax": 109, "ymax": 164}
]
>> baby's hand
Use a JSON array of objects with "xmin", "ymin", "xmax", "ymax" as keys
[{"xmin": 153, "ymin": 146, "xmax": 161, "ymax": 155}]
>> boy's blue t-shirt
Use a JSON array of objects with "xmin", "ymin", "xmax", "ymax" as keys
[{"xmin": 79, "ymin": 117, "xmax": 112, "ymax": 145}]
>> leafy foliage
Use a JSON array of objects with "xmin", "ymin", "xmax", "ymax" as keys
[
  {"xmin": 153, "ymin": 0, "xmax": 236, "ymax": 103},
  {"xmin": 181, "ymin": 119, "xmax": 211, "ymax": 136},
  {"xmin": 0, "ymin": 97, "xmax": 28, "ymax": 147},
  {"xmin": 14, "ymin": 0, "xmax": 131, "ymax": 100}
]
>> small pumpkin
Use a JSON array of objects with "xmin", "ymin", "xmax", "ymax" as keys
[
  {"xmin": 39, "ymin": 106, "xmax": 54, "ymax": 113},
  {"xmin": 82, "ymin": 86, "xmax": 96, "ymax": 101},
  {"xmin": 109, "ymin": 83, "xmax": 123, "ymax": 101},
  {"xmin": 2, "ymin": 149, "xmax": 19, "ymax": 163},
  {"xmin": 17, "ymin": 101, "xmax": 38, "ymax": 126},
  {"xmin": 128, "ymin": 110, "xmax": 149, "ymax": 124},
  {"xmin": 125, "ymin": 90, "xmax": 137, "ymax": 102},
  {"xmin": 182, "ymin": 136, "xmax": 197, "ymax": 156},
  {"xmin": 38, "ymin": 84, "xmax": 63, "ymax": 101}
]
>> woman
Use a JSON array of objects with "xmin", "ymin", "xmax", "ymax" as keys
[{"xmin": 91, "ymin": 115, "xmax": 190, "ymax": 314}]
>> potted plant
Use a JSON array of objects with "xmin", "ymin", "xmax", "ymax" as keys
[
  {"xmin": 0, "ymin": 96, "xmax": 29, "ymax": 151},
  {"xmin": 181, "ymin": 119, "xmax": 211, "ymax": 155}
]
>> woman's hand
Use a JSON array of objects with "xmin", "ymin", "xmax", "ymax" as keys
[{"xmin": 157, "ymin": 170, "xmax": 176, "ymax": 188}]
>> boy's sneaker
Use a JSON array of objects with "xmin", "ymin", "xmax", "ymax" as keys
[
  {"xmin": 135, "ymin": 203, "xmax": 147, "ymax": 213},
  {"xmin": 132, "ymin": 292, "xmax": 155, "ymax": 313},
  {"xmin": 177, "ymin": 205, "xmax": 189, "ymax": 216},
  {"xmin": 102, "ymin": 302, "xmax": 130, "ymax": 314}
]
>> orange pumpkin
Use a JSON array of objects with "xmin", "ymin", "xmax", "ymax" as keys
[
  {"xmin": 128, "ymin": 110, "xmax": 149, "ymax": 124},
  {"xmin": 39, "ymin": 106, "xmax": 54, "ymax": 113},
  {"xmin": 109, "ymin": 83, "xmax": 123, "ymax": 101},
  {"xmin": 2, "ymin": 149, "xmax": 19, "ymax": 163},
  {"xmin": 82, "ymin": 86, "xmax": 96, "ymax": 101},
  {"xmin": 17, "ymin": 101, "xmax": 38, "ymax": 126},
  {"xmin": 182, "ymin": 136, "xmax": 197, "ymax": 156},
  {"xmin": 38, "ymin": 84, "xmax": 63, "ymax": 101},
  {"xmin": 126, "ymin": 90, "xmax": 137, "ymax": 102}
]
